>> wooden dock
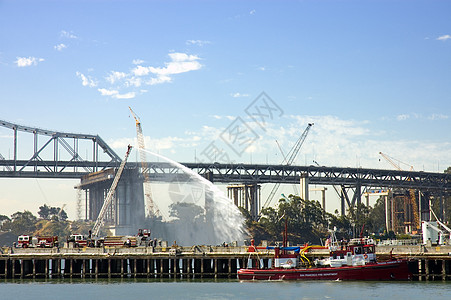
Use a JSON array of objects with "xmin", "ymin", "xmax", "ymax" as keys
[{"xmin": 1, "ymin": 245, "xmax": 451, "ymax": 280}]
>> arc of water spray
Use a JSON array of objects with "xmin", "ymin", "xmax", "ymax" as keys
[{"xmin": 143, "ymin": 149, "xmax": 247, "ymax": 243}]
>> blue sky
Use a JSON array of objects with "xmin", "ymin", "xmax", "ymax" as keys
[{"xmin": 0, "ymin": 0, "xmax": 450, "ymax": 219}]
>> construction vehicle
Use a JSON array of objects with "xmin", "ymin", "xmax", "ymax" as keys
[
  {"xmin": 379, "ymin": 152, "xmax": 420, "ymax": 231},
  {"xmin": 16, "ymin": 235, "xmax": 58, "ymax": 248},
  {"xmin": 261, "ymin": 123, "xmax": 314, "ymax": 212},
  {"xmin": 129, "ymin": 107, "xmax": 161, "ymax": 218},
  {"xmin": 91, "ymin": 145, "xmax": 133, "ymax": 238}
]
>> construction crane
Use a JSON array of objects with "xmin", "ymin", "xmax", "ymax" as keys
[
  {"xmin": 129, "ymin": 107, "xmax": 161, "ymax": 218},
  {"xmin": 92, "ymin": 145, "xmax": 132, "ymax": 237},
  {"xmin": 379, "ymin": 152, "xmax": 420, "ymax": 230},
  {"xmin": 261, "ymin": 123, "xmax": 314, "ymax": 211}
]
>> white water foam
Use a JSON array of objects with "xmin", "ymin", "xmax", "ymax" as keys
[{"xmin": 143, "ymin": 150, "xmax": 247, "ymax": 245}]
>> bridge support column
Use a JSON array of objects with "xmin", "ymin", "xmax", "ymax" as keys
[
  {"xmin": 227, "ymin": 184, "xmax": 261, "ymax": 220},
  {"xmin": 299, "ymin": 173, "xmax": 309, "ymax": 201},
  {"xmin": 79, "ymin": 168, "xmax": 145, "ymax": 235}
]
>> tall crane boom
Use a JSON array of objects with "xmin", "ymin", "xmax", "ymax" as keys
[
  {"xmin": 379, "ymin": 151, "xmax": 419, "ymax": 229},
  {"xmin": 379, "ymin": 152, "xmax": 414, "ymax": 171},
  {"xmin": 129, "ymin": 107, "xmax": 161, "ymax": 218},
  {"xmin": 284, "ymin": 123, "xmax": 314, "ymax": 165},
  {"xmin": 92, "ymin": 145, "xmax": 132, "ymax": 237},
  {"xmin": 262, "ymin": 123, "xmax": 314, "ymax": 211}
]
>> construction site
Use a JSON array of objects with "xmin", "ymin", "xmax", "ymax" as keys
[{"xmin": 0, "ymin": 113, "xmax": 450, "ymax": 281}]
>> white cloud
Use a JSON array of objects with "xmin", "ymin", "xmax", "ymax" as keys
[
  {"xmin": 258, "ymin": 66, "xmax": 266, "ymax": 71},
  {"xmin": 147, "ymin": 75, "xmax": 172, "ymax": 85},
  {"xmin": 125, "ymin": 77, "xmax": 142, "ymax": 87},
  {"xmin": 54, "ymin": 43, "xmax": 67, "ymax": 51},
  {"xmin": 428, "ymin": 114, "xmax": 449, "ymax": 120},
  {"xmin": 107, "ymin": 113, "xmax": 451, "ymax": 179},
  {"xmin": 61, "ymin": 30, "xmax": 78, "ymax": 39},
  {"xmin": 114, "ymin": 92, "xmax": 136, "ymax": 99},
  {"xmin": 79, "ymin": 52, "xmax": 202, "ymax": 99},
  {"xmin": 437, "ymin": 34, "xmax": 451, "ymax": 41},
  {"xmin": 76, "ymin": 72, "xmax": 97, "ymax": 87},
  {"xmin": 186, "ymin": 40, "xmax": 211, "ymax": 46},
  {"xmin": 231, "ymin": 92, "xmax": 250, "ymax": 98},
  {"xmin": 250, "ymin": 9, "xmax": 256, "ymax": 15},
  {"xmin": 148, "ymin": 53, "xmax": 201, "ymax": 76},
  {"xmin": 132, "ymin": 59, "xmax": 145, "ymax": 65},
  {"xmin": 15, "ymin": 56, "xmax": 44, "ymax": 67},
  {"xmin": 211, "ymin": 115, "xmax": 235, "ymax": 120},
  {"xmin": 98, "ymin": 88, "xmax": 135, "ymax": 99},
  {"xmin": 396, "ymin": 114, "xmax": 410, "ymax": 121},
  {"xmin": 106, "ymin": 71, "xmax": 127, "ymax": 84},
  {"xmin": 98, "ymin": 88, "xmax": 118, "ymax": 96},
  {"xmin": 132, "ymin": 65, "xmax": 151, "ymax": 76}
]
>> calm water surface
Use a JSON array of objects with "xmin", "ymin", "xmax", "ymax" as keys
[{"xmin": 1, "ymin": 278, "xmax": 450, "ymax": 300}]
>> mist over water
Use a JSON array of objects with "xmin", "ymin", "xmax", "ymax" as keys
[{"xmin": 139, "ymin": 150, "xmax": 247, "ymax": 246}]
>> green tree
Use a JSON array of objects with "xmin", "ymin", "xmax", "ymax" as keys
[
  {"xmin": 2, "ymin": 211, "xmax": 38, "ymax": 235},
  {"xmin": 169, "ymin": 202, "xmax": 205, "ymax": 223},
  {"xmin": 246, "ymin": 195, "xmax": 329, "ymax": 245},
  {"xmin": 238, "ymin": 207, "xmax": 272, "ymax": 243},
  {"xmin": 35, "ymin": 219, "xmax": 70, "ymax": 237},
  {"xmin": 38, "ymin": 204, "xmax": 51, "ymax": 219},
  {"xmin": 367, "ymin": 197, "xmax": 387, "ymax": 234},
  {"xmin": 327, "ymin": 211, "xmax": 353, "ymax": 239},
  {"xmin": 38, "ymin": 204, "xmax": 68, "ymax": 221}
]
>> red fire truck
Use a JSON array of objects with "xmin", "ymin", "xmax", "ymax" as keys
[{"xmin": 16, "ymin": 235, "xmax": 58, "ymax": 248}]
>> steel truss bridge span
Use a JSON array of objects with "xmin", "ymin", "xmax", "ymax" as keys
[
  {"xmin": 0, "ymin": 161, "xmax": 449, "ymax": 191},
  {"xmin": 162, "ymin": 163, "xmax": 450, "ymax": 191},
  {"xmin": 0, "ymin": 119, "xmax": 121, "ymax": 175}
]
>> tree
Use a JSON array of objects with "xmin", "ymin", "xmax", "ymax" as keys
[
  {"xmin": 38, "ymin": 204, "xmax": 68, "ymax": 221},
  {"xmin": 245, "ymin": 195, "xmax": 329, "ymax": 245},
  {"xmin": 35, "ymin": 219, "xmax": 70, "ymax": 237},
  {"xmin": 366, "ymin": 197, "xmax": 387, "ymax": 234},
  {"xmin": 38, "ymin": 204, "xmax": 51, "ymax": 219},
  {"xmin": 169, "ymin": 202, "xmax": 205, "ymax": 223},
  {"xmin": 2, "ymin": 211, "xmax": 38, "ymax": 235},
  {"xmin": 238, "ymin": 207, "xmax": 271, "ymax": 243}
]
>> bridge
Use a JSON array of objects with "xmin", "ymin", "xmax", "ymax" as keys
[{"xmin": 1, "ymin": 119, "xmax": 450, "ymax": 233}]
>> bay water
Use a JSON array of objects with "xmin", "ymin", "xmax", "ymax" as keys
[{"xmin": 1, "ymin": 278, "xmax": 450, "ymax": 300}]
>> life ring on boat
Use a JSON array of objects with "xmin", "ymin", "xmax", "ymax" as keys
[{"xmin": 364, "ymin": 254, "xmax": 368, "ymax": 259}]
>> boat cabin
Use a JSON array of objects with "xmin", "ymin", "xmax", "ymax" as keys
[{"xmin": 326, "ymin": 238, "xmax": 376, "ymax": 267}]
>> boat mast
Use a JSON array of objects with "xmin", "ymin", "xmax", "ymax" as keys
[{"xmin": 283, "ymin": 217, "xmax": 288, "ymax": 254}]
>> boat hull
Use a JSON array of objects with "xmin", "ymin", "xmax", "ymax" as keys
[{"xmin": 237, "ymin": 260, "xmax": 412, "ymax": 281}]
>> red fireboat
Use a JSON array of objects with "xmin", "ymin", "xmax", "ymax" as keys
[{"xmin": 237, "ymin": 227, "xmax": 412, "ymax": 281}]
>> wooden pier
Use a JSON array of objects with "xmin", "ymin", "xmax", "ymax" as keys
[
  {"xmin": 1, "ymin": 245, "xmax": 451, "ymax": 280},
  {"xmin": 0, "ymin": 246, "xmax": 267, "ymax": 279}
]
